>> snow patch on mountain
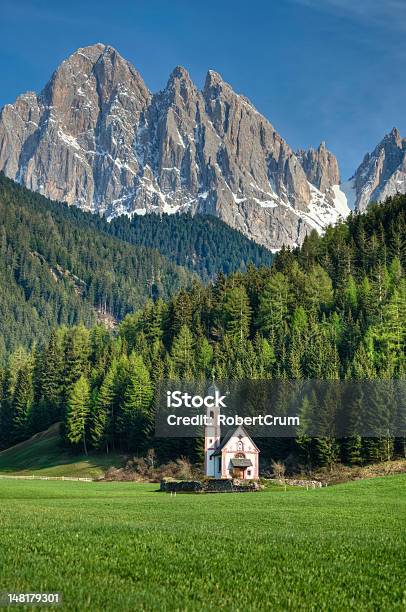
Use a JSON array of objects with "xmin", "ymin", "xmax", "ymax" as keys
[
  {"xmin": 332, "ymin": 184, "xmax": 351, "ymax": 217},
  {"xmin": 340, "ymin": 179, "xmax": 357, "ymax": 210},
  {"xmin": 302, "ymin": 183, "xmax": 350, "ymax": 232}
]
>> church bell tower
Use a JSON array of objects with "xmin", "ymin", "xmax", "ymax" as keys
[{"xmin": 204, "ymin": 383, "xmax": 221, "ymax": 477}]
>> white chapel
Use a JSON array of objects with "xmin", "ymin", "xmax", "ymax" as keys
[{"xmin": 204, "ymin": 385, "xmax": 259, "ymax": 480}]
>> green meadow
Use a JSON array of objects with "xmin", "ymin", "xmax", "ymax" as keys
[
  {"xmin": 0, "ymin": 476, "xmax": 405, "ymax": 611},
  {"xmin": 0, "ymin": 425, "xmax": 120, "ymax": 479}
]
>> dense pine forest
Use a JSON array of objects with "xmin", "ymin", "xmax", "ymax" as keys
[
  {"xmin": 0, "ymin": 186, "xmax": 405, "ymax": 470},
  {"xmin": 106, "ymin": 213, "xmax": 274, "ymax": 280},
  {"xmin": 0, "ymin": 174, "xmax": 274, "ymax": 358}
]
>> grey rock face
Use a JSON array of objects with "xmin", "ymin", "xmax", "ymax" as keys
[
  {"xmin": 296, "ymin": 142, "xmax": 340, "ymax": 193},
  {"xmin": 352, "ymin": 128, "xmax": 406, "ymax": 212},
  {"xmin": 0, "ymin": 44, "xmax": 349, "ymax": 249}
]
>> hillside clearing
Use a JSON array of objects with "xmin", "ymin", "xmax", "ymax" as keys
[{"xmin": 0, "ymin": 424, "xmax": 122, "ymax": 478}]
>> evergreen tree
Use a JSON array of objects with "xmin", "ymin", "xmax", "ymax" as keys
[
  {"xmin": 37, "ymin": 330, "xmax": 63, "ymax": 423},
  {"xmin": 91, "ymin": 360, "xmax": 118, "ymax": 452},
  {"xmin": 257, "ymin": 273, "xmax": 289, "ymax": 346},
  {"xmin": 197, "ymin": 338, "xmax": 214, "ymax": 378},
  {"xmin": 254, "ymin": 335, "xmax": 275, "ymax": 378},
  {"xmin": 118, "ymin": 354, "xmax": 153, "ymax": 451},
  {"xmin": 66, "ymin": 375, "xmax": 90, "ymax": 454},
  {"xmin": 296, "ymin": 394, "xmax": 316, "ymax": 471},
  {"xmin": 222, "ymin": 286, "xmax": 252, "ymax": 342},
  {"xmin": 63, "ymin": 326, "xmax": 91, "ymax": 403},
  {"xmin": 346, "ymin": 434, "xmax": 363, "ymax": 466},
  {"xmin": 303, "ymin": 265, "xmax": 333, "ymax": 313},
  {"xmin": 12, "ymin": 365, "xmax": 34, "ymax": 442},
  {"xmin": 171, "ymin": 325, "xmax": 195, "ymax": 379}
]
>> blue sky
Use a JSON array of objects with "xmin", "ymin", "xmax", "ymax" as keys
[{"xmin": 0, "ymin": 0, "xmax": 405, "ymax": 178}]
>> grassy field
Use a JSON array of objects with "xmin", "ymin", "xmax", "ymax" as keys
[
  {"xmin": 0, "ymin": 424, "xmax": 121, "ymax": 478},
  {"xmin": 0, "ymin": 476, "xmax": 405, "ymax": 611}
]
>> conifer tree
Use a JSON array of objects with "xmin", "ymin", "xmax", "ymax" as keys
[
  {"xmin": 63, "ymin": 326, "xmax": 91, "ymax": 403},
  {"xmin": 254, "ymin": 335, "xmax": 275, "ymax": 378},
  {"xmin": 197, "ymin": 338, "xmax": 214, "ymax": 378},
  {"xmin": 296, "ymin": 394, "xmax": 316, "ymax": 471},
  {"xmin": 171, "ymin": 325, "xmax": 195, "ymax": 379},
  {"xmin": 38, "ymin": 330, "xmax": 63, "ymax": 422},
  {"xmin": 346, "ymin": 433, "xmax": 363, "ymax": 466},
  {"xmin": 118, "ymin": 354, "xmax": 153, "ymax": 450},
  {"xmin": 170, "ymin": 291, "xmax": 193, "ymax": 338},
  {"xmin": 222, "ymin": 286, "xmax": 251, "ymax": 342},
  {"xmin": 91, "ymin": 360, "xmax": 118, "ymax": 452},
  {"xmin": 66, "ymin": 375, "xmax": 90, "ymax": 455},
  {"xmin": 362, "ymin": 381, "xmax": 395, "ymax": 463},
  {"xmin": 312, "ymin": 385, "xmax": 340, "ymax": 468},
  {"xmin": 12, "ymin": 365, "xmax": 34, "ymax": 442},
  {"xmin": 257, "ymin": 273, "xmax": 289, "ymax": 334},
  {"xmin": 304, "ymin": 265, "xmax": 333, "ymax": 313}
]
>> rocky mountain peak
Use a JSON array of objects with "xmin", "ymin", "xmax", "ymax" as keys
[
  {"xmin": 74, "ymin": 42, "xmax": 107, "ymax": 60},
  {"xmin": 387, "ymin": 126, "xmax": 402, "ymax": 145},
  {"xmin": 351, "ymin": 128, "xmax": 406, "ymax": 211},
  {"xmin": 41, "ymin": 42, "xmax": 150, "ymax": 113},
  {"xmin": 204, "ymin": 69, "xmax": 224, "ymax": 87},
  {"xmin": 0, "ymin": 44, "xmax": 350, "ymax": 249},
  {"xmin": 168, "ymin": 65, "xmax": 191, "ymax": 82},
  {"xmin": 296, "ymin": 142, "xmax": 340, "ymax": 193},
  {"xmin": 203, "ymin": 70, "xmax": 236, "ymax": 108},
  {"xmin": 165, "ymin": 66, "xmax": 196, "ymax": 107}
]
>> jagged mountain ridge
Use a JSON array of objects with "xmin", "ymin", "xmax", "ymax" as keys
[
  {"xmin": 0, "ymin": 43, "xmax": 350, "ymax": 249},
  {"xmin": 349, "ymin": 128, "xmax": 406, "ymax": 212}
]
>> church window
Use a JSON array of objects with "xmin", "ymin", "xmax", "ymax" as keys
[
  {"xmin": 210, "ymin": 411, "xmax": 214, "ymax": 418},
  {"xmin": 237, "ymin": 441, "xmax": 243, "ymax": 451},
  {"xmin": 247, "ymin": 470, "xmax": 251, "ymax": 476}
]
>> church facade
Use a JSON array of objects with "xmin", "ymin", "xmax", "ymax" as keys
[{"xmin": 204, "ymin": 395, "xmax": 260, "ymax": 479}]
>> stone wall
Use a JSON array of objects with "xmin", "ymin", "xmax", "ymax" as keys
[
  {"xmin": 160, "ymin": 478, "xmax": 260, "ymax": 493},
  {"xmin": 160, "ymin": 480, "xmax": 203, "ymax": 493},
  {"xmin": 286, "ymin": 479, "xmax": 323, "ymax": 488}
]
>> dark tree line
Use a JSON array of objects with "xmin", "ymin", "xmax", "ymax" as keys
[
  {"xmin": 0, "ymin": 194, "xmax": 404, "ymax": 469},
  {"xmin": 107, "ymin": 211, "xmax": 274, "ymax": 281}
]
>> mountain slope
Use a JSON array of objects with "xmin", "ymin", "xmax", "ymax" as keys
[
  {"xmin": 0, "ymin": 194, "xmax": 404, "ymax": 463},
  {"xmin": 0, "ymin": 423, "xmax": 121, "ymax": 477},
  {"xmin": 0, "ymin": 173, "xmax": 192, "ymax": 357},
  {"xmin": 106, "ymin": 212, "xmax": 274, "ymax": 280},
  {"xmin": 350, "ymin": 128, "xmax": 406, "ymax": 211},
  {"xmin": 0, "ymin": 43, "xmax": 350, "ymax": 249},
  {"xmin": 0, "ymin": 174, "xmax": 278, "ymax": 356}
]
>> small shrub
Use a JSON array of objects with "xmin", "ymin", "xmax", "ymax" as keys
[
  {"xmin": 104, "ymin": 453, "xmax": 201, "ymax": 482},
  {"xmin": 271, "ymin": 460, "xmax": 286, "ymax": 480}
]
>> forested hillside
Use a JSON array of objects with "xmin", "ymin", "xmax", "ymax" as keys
[
  {"xmin": 106, "ymin": 213, "xmax": 274, "ymax": 280},
  {"xmin": 0, "ymin": 174, "xmax": 274, "ymax": 357},
  {"xmin": 0, "ymin": 194, "xmax": 404, "ymax": 467},
  {"xmin": 0, "ymin": 174, "xmax": 194, "ymax": 359}
]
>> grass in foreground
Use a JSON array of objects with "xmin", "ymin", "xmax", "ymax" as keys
[
  {"xmin": 0, "ymin": 476, "xmax": 405, "ymax": 611},
  {"xmin": 0, "ymin": 424, "xmax": 121, "ymax": 478}
]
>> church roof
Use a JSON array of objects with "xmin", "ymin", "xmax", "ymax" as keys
[
  {"xmin": 211, "ymin": 426, "xmax": 258, "ymax": 456},
  {"xmin": 211, "ymin": 429, "xmax": 234, "ymax": 456},
  {"xmin": 230, "ymin": 458, "xmax": 253, "ymax": 468}
]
